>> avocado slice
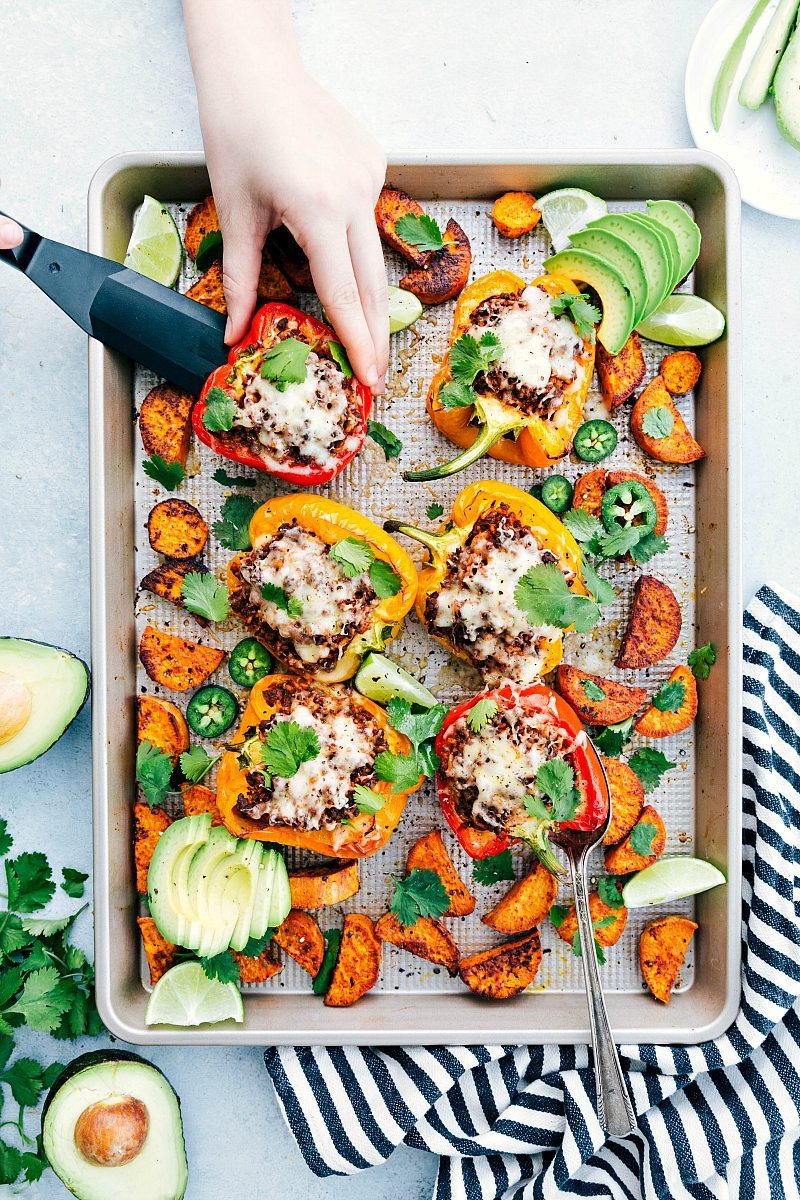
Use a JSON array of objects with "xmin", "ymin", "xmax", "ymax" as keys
[
  {"xmin": 624, "ymin": 213, "xmax": 682, "ymax": 296},
  {"xmin": 645, "ymin": 200, "xmax": 701, "ymax": 283},
  {"xmin": 543, "ymin": 248, "xmax": 635, "ymax": 354},
  {"xmin": 0, "ymin": 638, "xmax": 89, "ymax": 773},
  {"xmin": 586, "ymin": 214, "xmax": 672, "ymax": 317},
  {"xmin": 184, "ymin": 824, "xmax": 241, "ymax": 949},
  {"xmin": 42, "ymin": 1050, "xmax": 188, "ymax": 1200},
  {"xmin": 147, "ymin": 815, "xmax": 211, "ymax": 947},
  {"xmin": 774, "ymin": 15, "xmax": 800, "ymax": 150},
  {"xmin": 568, "ymin": 228, "xmax": 649, "ymax": 323},
  {"xmin": 194, "ymin": 838, "xmax": 260, "ymax": 959}
]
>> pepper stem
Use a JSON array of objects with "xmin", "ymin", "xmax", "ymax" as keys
[
  {"xmin": 402, "ymin": 420, "xmax": 512, "ymax": 482},
  {"xmin": 383, "ymin": 521, "xmax": 448, "ymax": 554},
  {"xmin": 510, "ymin": 818, "xmax": 566, "ymax": 877}
]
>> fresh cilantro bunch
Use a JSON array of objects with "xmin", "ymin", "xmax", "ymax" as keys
[
  {"xmin": 550, "ymin": 292, "xmax": 602, "ymax": 341},
  {"xmin": 374, "ymin": 699, "xmax": 447, "ymax": 793},
  {"xmin": 390, "ymin": 868, "xmax": 449, "ymax": 927},
  {"xmin": 439, "ymin": 330, "xmax": 503, "ymax": 410}
]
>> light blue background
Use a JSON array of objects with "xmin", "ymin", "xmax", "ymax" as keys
[{"xmin": 1, "ymin": 1, "xmax": 798, "ymax": 1195}]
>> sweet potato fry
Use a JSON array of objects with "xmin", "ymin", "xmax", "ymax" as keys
[
  {"xmin": 605, "ymin": 805, "xmax": 666, "ymax": 873},
  {"xmin": 374, "ymin": 186, "xmax": 430, "ymax": 267},
  {"xmin": 481, "ymin": 861, "xmax": 557, "ymax": 934},
  {"xmin": 134, "ymin": 802, "xmax": 172, "ymax": 893},
  {"xmin": 138, "ymin": 383, "xmax": 194, "ymax": 467},
  {"xmin": 186, "ymin": 256, "xmax": 295, "ymax": 314},
  {"xmin": 139, "ymin": 626, "xmax": 224, "ymax": 692},
  {"xmin": 640, "ymin": 914, "xmax": 697, "ymax": 1003},
  {"xmin": 139, "ymin": 560, "xmax": 210, "ymax": 627},
  {"xmin": 602, "ymin": 757, "xmax": 645, "ymax": 846},
  {"xmin": 147, "ymin": 499, "xmax": 208, "ymax": 560},
  {"xmin": 635, "ymin": 664, "xmax": 698, "ymax": 738},
  {"xmin": 137, "ymin": 916, "xmax": 176, "ymax": 984},
  {"xmin": 606, "ymin": 470, "xmax": 669, "ymax": 538},
  {"xmin": 324, "ymin": 913, "xmax": 381, "ymax": 1007},
  {"xmin": 375, "ymin": 912, "xmax": 460, "ymax": 976},
  {"xmin": 661, "ymin": 351, "xmax": 702, "ymax": 397},
  {"xmin": 181, "ymin": 783, "xmax": 223, "ymax": 826},
  {"xmin": 631, "ymin": 375, "xmax": 705, "ymax": 463},
  {"xmin": 491, "ymin": 192, "xmax": 541, "ymax": 239},
  {"xmin": 400, "ymin": 219, "xmax": 472, "ymax": 305},
  {"xmin": 289, "ymin": 861, "xmax": 360, "ymax": 910},
  {"xmin": 406, "ymin": 830, "xmax": 475, "ymax": 916},
  {"xmin": 555, "ymin": 664, "xmax": 646, "ymax": 726},
  {"xmin": 265, "ymin": 226, "xmax": 314, "ymax": 291},
  {"xmin": 136, "ymin": 695, "xmax": 189, "ymax": 763},
  {"xmin": 458, "ymin": 930, "xmax": 542, "ymax": 1000},
  {"xmin": 553, "ymin": 888, "xmax": 628, "ymax": 949},
  {"xmin": 184, "ymin": 196, "xmax": 219, "ymax": 261},
  {"xmin": 616, "ymin": 575, "xmax": 681, "ymax": 670},
  {"xmin": 232, "ymin": 948, "xmax": 283, "ymax": 985},
  {"xmin": 595, "ymin": 333, "xmax": 647, "ymax": 409},
  {"xmin": 572, "ymin": 469, "xmax": 607, "ymax": 519},
  {"xmin": 273, "ymin": 909, "xmax": 325, "ymax": 976}
]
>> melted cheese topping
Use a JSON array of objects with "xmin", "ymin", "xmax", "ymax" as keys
[
  {"xmin": 473, "ymin": 285, "xmax": 582, "ymax": 392},
  {"xmin": 265, "ymin": 704, "xmax": 371, "ymax": 829}
]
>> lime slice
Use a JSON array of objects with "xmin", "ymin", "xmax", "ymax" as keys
[
  {"xmin": 636, "ymin": 294, "xmax": 725, "ymax": 346},
  {"xmin": 354, "ymin": 652, "xmax": 437, "ymax": 709},
  {"xmin": 145, "ymin": 962, "xmax": 243, "ymax": 1027},
  {"xmin": 537, "ymin": 188, "xmax": 608, "ymax": 252},
  {"xmin": 124, "ymin": 195, "xmax": 183, "ymax": 287},
  {"xmin": 621, "ymin": 856, "xmax": 726, "ymax": 909},
  {"xmin": 388, "ymin": 285, "xmax": 423, "ymax": 333}
]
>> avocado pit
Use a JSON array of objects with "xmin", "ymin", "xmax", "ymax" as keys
[{"xmin": 74, "ymin": 1095, "xmax": 150, "ymax": 1167}]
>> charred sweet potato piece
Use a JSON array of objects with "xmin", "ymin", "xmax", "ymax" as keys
[
  {"xmin": 661, "ymin": 351, "xmax": 702, "ymax": 397},
  {"xmin": 635, "ymin": 665, "xmax": 698, "ymax": 738},
  {"xmin": 186, "ymin": 256, "xmax": 295, "ymax": 314},
  {"xmin": 631, "ymin": 375, "xmax": 705, "ymax": 464},
  {"xmin": 602, "ymin": 757, "xmax": 645, "ymax": 846},
  {"xmin": 491, "ymin": 191, "xmax": 541, "ymax": 239},
  {"xmin": 374, "ymin": 186, "xmax": 430, "ymax": 267},
  {"xmin": 375, "ymin": 912, "xmax": 460, "ymax": 976},
  {"xmin": 640, "ymin": 914, "xmax": 697, "ymax": 1003},
  {"xmin": 265, "ymin": 226, "xmax": 314, "ymax": 291},
  {"xmin": 555, "ymin": 664, "xmax": 646, "ymax": 726},
  {"xmin": 400, "ymin": 219, "xmax": 472, "ymax": 305},
  {"xmin": 553, "ymin": 887, "xmax": 628, "ymax": 949},
  {"xmin": 147, "ymin": 499, "xmax": 208, "ymax": 560},
  {"xmin": 572, "ymin": 469, "xmax": 607, "ymax": 519},
  {"xmin": 232, "ymin": 948, "xmax": 283, "ymax": 985},
  {"xmin": 595, "ymin": 333, "xmax": 647, "ymax": 410},
  {"xmin": 139, "ymin": 626, "xmax": 224, "ymax": 692},
  {"xmin": 289, "ymin": 861, "xmax": 360, "ymax": 910},
  {"xmin": 324, "ymin": 913, "xmax": 381, "ymax": 1007},
  {"xmin": 605, "ymin": 805, "xmax": 666, "ymax": 873},
  {"xmin": 138, "ymin": 384, "xmax": 194, "ymax": 467},
  {"xmin": 481, "ymin": 861, "xmax": 557, "ymax": 934},
  {"xmin": 134, "ymin": 802, "xmax": 172, "ymax": 893},
  {"xmin": 137, "ymin": 916, "xmax": 176, "ymax": 984},
  {"xmin": 273, "ymin": 909, "xmax": 325, "ymax": 976},
  {"xmin": 459, "ymin": 930, "xmax": 542, "ymax": 1000},
  {"xmin": 184, "ymin": 196, "xmax": 219, "ymax": 261},
  {"xmin": 139, "ymin": 560, "xmax": 210, "ymax": 627},
  {"xmin": 136, "ymin": 695, "xmax": 189, "ymax": 763},
  {"xmin": 617, "ymin": 576, "xmax": 681, "ymax": 670},
  {"xmin": 181, "ymin": 783, "xmax": 223, "ymax": 825},
  {"xmin": 406, "ymin": 830, "xmax": 474, "ymax": 916},
  {"xmin": 185, "ymin": 259, "xmax": 226, "ymax": 313}
]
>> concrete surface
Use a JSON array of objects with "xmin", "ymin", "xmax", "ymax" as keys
[{"xmin": 0, "ymin": 0, "xmax": 797, "ymax": 1196}]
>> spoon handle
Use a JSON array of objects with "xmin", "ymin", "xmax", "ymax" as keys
[{"xmin": 568, "ymin": 853, "xmax": 637, "ymax": 1137}]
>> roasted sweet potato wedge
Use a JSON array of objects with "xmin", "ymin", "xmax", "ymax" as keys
[
  {"xmin": 606, "ymin": 470, "xmax": 669, "ymax": 538},
  {"xmin": 631, "ymin": 375, "xmax": 705, "ymax": 464},
  {"xmin": 289, "ymin": 860, "xmax": 360, "ymax": 910},
  {"xmin": 605, "ymin": 804, "xmax": 666, "ymax": 873},
  {"xmin": 406, "ymin": 830, "xmax": 475, "ymax": 916},
  {"xmin": 491, "ymin": 191, "xmax": 541, "ymax": 239},
  {"xmin": 481, "ymin": 861, "xmax": 557, "ymax": 935},
  {"xmin": 184, "ymin": 195, "xmax": 219, "ymax": 261},
  {"xmin": 640, "ymin": 914, "xmax": 697, "ymax": 1003},
  {"xmin": 186, "ymin": 256, "xmax": 295, "ymax": 314},
  {"xmin": 572, "ymin": 469, "xmax": 607, "ymax": 519},
  {"xmin": 232, "ymin": 947, "xmax": 283, "ymax": 985},
  {"xmin": 602, "ymin": 757, "xmax": 645, "ymax": 846},
  {"xmin": 273, "ymin": 909, "xmax": 325, "ymax": 976},
  {"xmin": 139, "ymin": 626, "xmax": 224, "ymax": 692},
  {"xmin": 138, "ymin": 383, "xmax": 194, "ymax": 467},
  {"xmin": 147, "ymin": 499, "xmax": 208, "ymax": 560},
  {"xmin": 137, "ymin": 915, "xmax": 176, "ymax": 984},
  {"xmin": 400, "ymin": 219, "xmax": 472, "ymax": 305},
  {"xmin": 595, "ymin": 333, "xmax": 647, "ymax": 409},
  {"xmin": 458, "ymin": 930, "xmax": 542, "ymax": 1000},
  {"xmin": 555, "ymin": 664, "xmax": 647, "ymax": 726},
  {"xmin": 661, "ymin": 351, "xmax": 702, "ymax": 397},
  {"xmin": 617, "ymin": 575, "xmax": 681, "ymax": 670},
  {"xmin": 265, "ymin": 226, "xmax": 314, "ymax": 292},
  {"xmin": 134, "ymin": 802, "xmax": 172, "ymax": 892},
  {"xmin": 553, "ymin": 888, "xmax": 628, "ymax": 949},
  {"xmin": 136, "ymin": 695, "xmax": 189, "ymax": 763},
  {"xmin": 139, "ymin": 560, "xmax": 210, "ymax": 627},
  {"xmin": 635, "ymin": 664, "xmax": 698, "ymax": 738},
  {"xmin": 375, "ymin": 912, "xmax": 460, "ymax": 976},
  {"xmin": 374, "ymin": 186, "xmax": 430, "ymax": 267},
  {"xmin": 181, "ymin": 783, "xmax": 223, "ymax": 825},
  {"xmin": 324, "ymin": 913, "xmax": 381, "ymax": 1007}
]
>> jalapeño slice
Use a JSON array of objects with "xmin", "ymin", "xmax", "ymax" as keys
[
  {"xmin": 601, "ymin": 480, "xmax": 657, "ymax": 537},
  {"xmin": 186, "ymin": 685, "xmax": 238, "ymax": 738},
  {"xmin": 229, "ymin": 637, "xmax": 273, "ymax": 688},
  {"xmin": 540, "ymin": 474, "xmax": 574, "ymax": 515},
  {"xmin": 573, "ymin": 419, "xmax": 618, "ymax": 462}
]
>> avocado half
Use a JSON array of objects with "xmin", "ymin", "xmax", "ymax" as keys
[
  {"xmin": 0, "ymin": 637, "xmax": 89, "ymax": 773},
  {"xmin": 42, "ymin": 1050, "xmax": 188, "ymax": 1200}
]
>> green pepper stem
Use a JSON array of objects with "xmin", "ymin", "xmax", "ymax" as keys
[
  {"xmin": 383, "ymin": 521, "xmax": 448, "ymax": 554},
  {"xmin": 403, "ymin": 420, "xmax": 510, "ymax": 482},
  {"xmin": 511, "ymin": 818, "xmax": 566, "ymax": 877}
]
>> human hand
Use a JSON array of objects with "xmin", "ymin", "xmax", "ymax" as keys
[{"xmin": 0, "ymin": 213, "xmax": 23, "ymax": 250}]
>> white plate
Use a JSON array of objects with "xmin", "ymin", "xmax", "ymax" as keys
[{"xmin": 686, "ymin": 0, "xmax": 800, "ymax": 219}]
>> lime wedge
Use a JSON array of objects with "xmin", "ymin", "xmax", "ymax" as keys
[
  {"xmin": 354, "ymin": 652, "xmax": 437, "ymax": 709},
  {"xmin": 388, "ymin": 285, "xmax": 423, "ymax": 333},
  {"xmin": 621, "ymin": 856, "xmax": 726, "ymax": 909},
  {"xmin": 537, "ymin": 188, "xmax": 608, "ymax": 252},
  {"xmin": 636, "ymin": 294, "xmax": 725, "ymax": 346},
  {"xmin": 124, "ymin": 195, "xmax": 183, "ymax": 287},
  {"xmin": 145, "ymin": 962, "xmax": 244, "ymax": 1027}
]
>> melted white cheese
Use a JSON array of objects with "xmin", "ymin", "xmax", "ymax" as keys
[
  {"xmin": 447, "ymin": 709, "xmax": 551, "ymax": 828},
  {"xmin": 265, "ymin": 704, "xmax": 370, "ymax": 829},
  {"xmin": 473, "ymin": 285, "xmax": 581, "ymax": 392}
]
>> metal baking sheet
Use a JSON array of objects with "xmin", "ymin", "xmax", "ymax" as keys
[{"xmin": 89, "ymin": 152, "xmax": 742, "ymax": 1045}]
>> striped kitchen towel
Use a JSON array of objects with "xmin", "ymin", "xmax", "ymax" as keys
[{"xmin": 264, "ymin": 583, "xmax": 800, "ymax": 1199}]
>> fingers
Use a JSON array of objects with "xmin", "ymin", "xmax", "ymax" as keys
[
  {"xmin": 301, "ymin": 224, "xmax": 380, "ymax": 389},
  {"xmin": 218, "ymin": 216, "xmax": 268, "ymax": 344},
  {"xmin": 347, "ymin": 214, "xmax": 389, "ymax": 393},
  {"xmin": 0, "ymin": 218, "xmax": 23, "ymax": 250}
]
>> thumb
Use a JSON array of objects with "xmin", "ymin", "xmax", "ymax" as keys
[{"xmin": 219, "ymin": 219, "xmax": 267, "ymax": 345}]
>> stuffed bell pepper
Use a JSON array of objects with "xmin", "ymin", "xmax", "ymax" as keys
[
  {"xmin": 435, "ymin": 683, "xmax": 609, "ymax": 870},
  {"xmin": 386, "ymin": 480, "xmax": 586, "ymax": 686},
  {"xmin": 404, "ymin": 271, "xmax": 596, "ymax": 481},
  {"xmin": 193, "ymin": 303, "xmax": 372, "ymax": 485},
  {"xmin": 228, "ymin": 494, "xmax": 417, "ymax": 683},
  {"xmin": 216, "ymin": 674, "xmax": 421, "ymax": 857}
]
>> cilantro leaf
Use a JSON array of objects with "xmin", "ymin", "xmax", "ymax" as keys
[
  {"xmin": 260, "ymin": 582, "xmax": 303, "ymax": 618},
  {"xmin": 181, "ymin": 572, "xmax": 230, "ymax": 622},
  {"xmin": 466, "ymin": 698, "xmax": 499, "ymax": 734},
  {"xmin": 562, "ymin": 509, "xmax": 604, "ymax": 544},
  {"xmin": 523, "ymin": 793, "xmax": 552, "ymax": 821},
  {"xmin": 550, "ymin": 292, "xmax": 601, "ymax": 341},
  {"xmin": 593, "ymin": 914, "xmax": 617, "ymax": 932},
  {"xmin": 630, "ymin": 820, "xmax": 658, "ymax": 856},
  {"xmin": 5, "ymin": 853, "xmax": 55, "ymax": 914},
  {"xmin": 19, "ymin": 914, "xmax": 74, "ymax": 938},
  {"xmin": 260, "ymin": 721, "xmax": 320, "ymax": 778},
  {"xmin": 373, "ymin": 750, "xmax": 421, "ymax": 792},
  {"xmin": 449, "ymin": 331, "xmax": 503, "ymax": 385},
  {"xmin": 60, "ymin": 868, "xmax": 88, "ymax": 900},
  {"xmin": 688, "ymin": 641, "xmax": 717, "ymax": 680},
  {"xmin": 641, "ymin": 406, "xmax": 675, "ymax": 439},
  {"xmin": 0, "ymin": 913, "xmax": 31, "ymax": 960},
  {"xmin": 202, "ymin": 385, "xmax": 237, "ymax": 432},
  {"xmin": 0, "ymin": 820, "xmax": 12, "ymax": 856},
  {"xmin": 472, "ymin": 850, "xmax": 515, "ymax": 886},
  {"xmin": 179, "ymin": 745, "xmax": 220, "ymax": 784},
  {"xmin": 581, "ymin": 560, "xmax": 616, "ymax": 605},
  {"xmin": 367, "ymin": 419, "xmax": 402, "ymax": 460},
  {"xmin": 369, "ymin": 559, "xmax": 402, "ymax": 599},
  {"xmin": 597, "ymin": 876, "xmax": 624, "ymax": 909},
  {"xmin": 375, "ymin": 700, "xmax": 445, "ymax": 792},
  {"xmin": 312, "ymin": 929, "xmax": 342, "ymax": 995},
  {"xmin": 515, "ymin": 564, "xmax": 601, "ymax": 634},
  {"xmin": 0, "ymin": 1144, "xmax": 22, "ymax": 1186},
  {"xmin": 628, "ymin": 533, "xmax": 669, "ymax": 565},
  {"xmin": 212, "ymin": 467, "xmax": 258, "ymax": 488},
  {"xmin": 652, "ymin": 678, "xmax": 686, "ymax": 712},
  {"xmin": 142, "ymin": 454, "xmax": 184, "ymax": 491},
  {"xmin": 212, "ymin": 493, "xmax": 258, "ymax": 551},
  {"xmin": 260, "ymin": 337, "xmax": 310, "ymax": 390},
  {"xmin": 572, "ymin": 929, "xmax": 606, "ymax": 964},
  {"xmin": 628, "ymin": 747, "xmax": 675, "ymax": 793},
  {"xmin": 240, "ymin": 930, "xmax": 275, "ymax": 958},
  {"xmin": 438, "ymin": 380, "xmax": 476, "ymax": 410},
  {"xmin": 591, "ymin": 717, "xmax": 634, "ymax": 758},
  {"xmin": 329, "ymin": 537, "xmax": 374, "ymax": 578},
  {"xmin": 328, "ymin": 341, "xmax": 353, "ymax": 378},
  {"xmin": 6, "ymin": 967, "xmax": 72, "ymax": 1033},
  {"xmin": 385, "ymin": 699, "xmax": 446, "ymax": 754},
  {"xmin": 21, "ymin": 1151, "xmax": 47, "ymax": 1184},
  {"xmin": 535, "ymin": 760, "xmax": 580, "ymax": 823},
  {"xmin": 394, "ymin": 212, "xmax": 444, "ymax": 252},
  {"xmin": 597, "ymin": 526, "xmax": 642, "ymax": 559},
  {"xmin": 135, "ymin": 740, "xmax": 173, "ymax": 808},
  {"xmin": 390, "ymin": 868, "xmax": 449, "ymax": 927},
  {"xmin": 353, "ymin": 784, "xmax": 387, "ymax": 816},
  {"xmin": 581, "ymin": 679, "xmax": 606, "ymax": 702},
  {"xmin": 195, "ymin": 227, "xmax": 223, "ymax": 270},
  {"xmin": 0, "ymin": 1057, "xmax": 50, "ymax": 1106},
  {"xmin": 199, "ymin": 952, "xmax": 240, "ymax": 984},
  {"xmin": 550, "ymin": 903, "xmax": 570, "ymax": 928},
  {"xmin": 426, "ymin": 503, "xmax": 444, "ymax": 521}
]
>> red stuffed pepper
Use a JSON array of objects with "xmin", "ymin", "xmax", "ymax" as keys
[
  {"xmin": 435, "ymin": 683, "xmax": 609, "ymax": 873},
  {"xmin": 193, "ymin": 303, "xmax": 372, "ymax": 486}
]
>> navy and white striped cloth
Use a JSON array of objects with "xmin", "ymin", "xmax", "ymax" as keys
[{"xmin": 264, "ymin": 584, "xmax": 800, "ymax": 1199}]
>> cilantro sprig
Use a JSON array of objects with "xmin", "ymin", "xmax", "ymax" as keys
[
  {"xmin": 260, "ymin": 721, "xmax": 320, "ymax": 780},
  {"xmin": 449, "ymin": 330, "xmax": 503, "ymax": 386},
  {"xmin": 550, "ymin": 292, "xmax": 602, "ymax": 341},
  {"xmin": 688, "ymin": 642, "xmax": 716, "ymax": 680},
  {"xmin": 641, "ymin": 406, "xmax": 675, "ymax": 439},
  {"xmin": 515, "ymin": 564, "xmax": 601, "ymax": 634},
  {"xmin": 652, "ymin": 678, "xmax": 686, "ymax": 713},
  {"xmin": 366, "ymin": 419, "xmax": 403, "ymax": 460},
  {"xmin": 511, "ymin": 759, "xmax": 581, "ymax": 875},
  {"xmin": 562, "ymin": 502, "xmax": 668, "ymax": 569},
  {"xmin": 390, "ymin": 868, "xmax": 449, "ymax": 927},
  {"xmin": 628, "ymin": 747, "xmax": 675, "ymax": 793},
  {"xmin": 328, "ymin": 538, "xmax": 402, "ymax": 598},
  {"xmin": 394, "ymin": 212, "xmax": 444, "ymax": 253},
  {"xmin": 135, "ymin": 740, "xmax": 173, "ymax": 808},
  {"xmin": 260, "ymin": 337, "xmax": 310, "ymax": 391},
  {"xmin": 181, "ymin": 572, "xmax": 230, "ymax": 622},
  {"xmin": 261, "ymin": 582, "xmax": 303, "ymax": 618},
  {"xmin": 180, "ymin": 745, "xmax": 220, "ymax": 785},
  {"xmin": 591, "ymin": 717, "xmax": 634, "ymax": 758},
  {"xmin": 374, "ymin": 699, "xmax": 447, "ymax": 793},
  {"xmin": 466, "ymin": 698, "xmax": 499, "ymax": 734},
  {"xmin": 142, "ymin": 454, "xmax": 185, "ymax": 491},
  {"xmin": 202, "ymin": 385, "xmax": 237, "ymax": 432},
  {"xmin": 212, "ymin": 494, "xmax": 258, "ymax": 551},
  {"xmin": 472, "ymin": 850, "xmax": 515, "ymax": 886}
]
